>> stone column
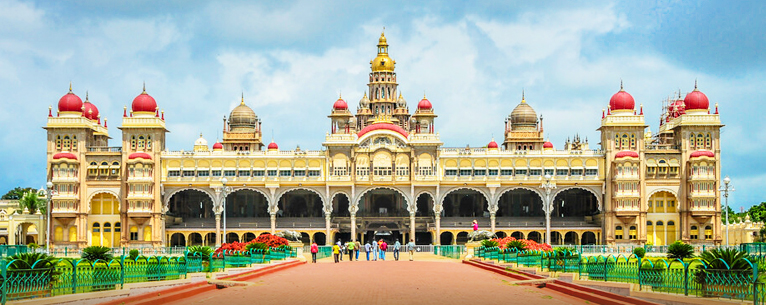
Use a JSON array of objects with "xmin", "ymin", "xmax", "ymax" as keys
[
  {"xmin": 270, "ymin": 213, "xmax": 276, "ymax": 234},
  {"xmin": 351, "ymin": 214, "xmax": 357, "ymax": 241},
  {"xmin": 325, "ymin": 214, "xmax": 332, "ymax": 245},
  {"xmin": 490, "ymin": 212, "xmax": 496, "ymax": 234},
  {"xmin": 410, "ymin": 212, "xmax": 416, "ymax": 243},
  {"xmin": 435, "ymin": 215, "xmax": 441, "ymax": 245},
  {"xmin": 215, "ymin": 214, "xmax": 222, "ymax": 248}
]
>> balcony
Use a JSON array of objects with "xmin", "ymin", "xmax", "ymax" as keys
[{"xmin": 87, "ymin": 146, "xmax": 122, "ymax": 153}]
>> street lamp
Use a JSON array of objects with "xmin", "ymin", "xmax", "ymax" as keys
[
  {"xmin": 540, "ymin": 174, "xmax": 557, "ymax": 245},
  {"xmin": 720, "ymin": 176, "xmax": 734, "ymax": 246},
  {"xmin": 220, "ymin": 177, "xmax": 231, "ymax": 245},
  {"xmin": 39, "ymin": 181, "xmax": 55, "ymax": 254}
]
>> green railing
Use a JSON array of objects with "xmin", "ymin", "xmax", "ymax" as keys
[
  {"xmin": 433, "ymin": 245, "xmax": 464, "ymax": 259},
  {"xmin": 541, "ymin": 250, "xmax": 580, "ymax": 273},
  {"xmin": 0, "ymin": 246, "xmax": 29, "ymax": 257}
]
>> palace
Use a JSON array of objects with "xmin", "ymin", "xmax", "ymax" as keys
[{"xmin": 42, "ymin": 33, "xmax": 724, "ymax": 249}]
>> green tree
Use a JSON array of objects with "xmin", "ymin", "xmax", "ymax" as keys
[
  {"xmin": 2, "ymin": 187, "xmax": 36, "ymax": 200},
  {"xmin": 18, "ymin": 191, "xmax": 46, "ymax": 214}
]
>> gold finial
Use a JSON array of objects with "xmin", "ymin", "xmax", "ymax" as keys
[
  {"xmin": 69, "ymin": 82, "xmax": 72, "ymax": 93},
  {"xmin": 620, "ymin": 79, "xmax": 624, "ymax": 91},
  {"xmin": 521, "ymin": 89, "xmax": 525, "ymax": 103},
  {"xmin": 423, "ymin": 91, "xmax": 426, "ymax": 99},
  {"xmin": 694, "ymin": 79, "xmax": 698, "ymax": 91},
  {"xmin": 200, "ymin": 132, "xmax": 203, "ymax": 138},
  {"xmin": 142, "ymin": 81, "xmax": 146, "ymax": 94},
  {"xmin": 363, "ymin": 91, "xmax": 368, "ymax": 98},
  {"xmin": 399, "ymin": 92, "xmax": 403, "ymax": 99},
  {"xmin": 85, "ymin": 91, "xmax": 89, "ymax": 102},
  {"xmin": 339, "ymin": 91, "xmax": 342, "ymax": 99},
  {"xmin": 241, "ymin": 92, "xmax": 245, "ymax": 105}
]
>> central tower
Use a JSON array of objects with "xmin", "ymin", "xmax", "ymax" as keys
[{"xmin": 357, "ymin": 32, "xmax": 410, "ymax": 131}]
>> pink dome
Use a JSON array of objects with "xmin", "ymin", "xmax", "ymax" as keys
[
  {"xmin": 357, "ymin": 123, "xmax": 409, "ymax": 138},
  {"xmin": 132, "ymin": 86, "xmax": 158, "ymax": 113},
  {"xmin": 128, "ymin": 152, "xmax": 152, "ymax": 160},
  {"xmin": 213, "ymin": 142, "xmax": 223, "ymax": 150},
  {"xmin": 543, "ymin": 141, "xmax": 553, "ymax": 148},
  {"xmin": 615, "ymin": 150, "xmax": 639, "ymax": 159},
  {"xmin": 52, "ymin": 152, "xmax": 77, "ymax": 160},
  {"xmin": 690, "ymin": 150, "xmax": 714, "ymax": 158},
  {"xmin": 417, "ymin": 98, "xmax": 432, "ymax": 110},
  {"xmin": 82, "ymin": 99, "xmax": 99, "ymax": 120},
  {"xmin": 609, "ymin": 88, "xmax": 635, "ymax": 111},
  {"xmin": 268, "ymin": 141, "xmax": 278, "ymax": 150},
  {"xmin": 684, "ymin": 87, "xmax": 709, "ymax": 110},
  {"xmin": 487, "ymin": 140, "xmax": 498, "ymax": 149},
  {"xmin": 58, "ymin": 89, "xmax": 83, "ymax": 113},
  {"xmin": 333, "ymin": 98, "xmax": 348, "ymax": 110}
]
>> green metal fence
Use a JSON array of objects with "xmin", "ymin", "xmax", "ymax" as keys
[
  {"xmin": 433, "ymin": 245, "xmax": 464, "ymax": 259},
  {"xmin": 0, "ymin": 246, "xmax": 29, "ymax": 257}
]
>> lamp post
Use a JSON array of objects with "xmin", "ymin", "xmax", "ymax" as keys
[
  {"xmin": 39, "ymin": 181, "xmax": 55, "ymax": 254},
  {"xmin": 540, "ymin": 174, "xmax": 557, "ymax": 245},
  {"xmin": 220, "ymin": 177, "xmax": 232, "ymax": 245},
  {"xmin": 719, "ymin": 176, "xmax": 734, "ymax": 246}
]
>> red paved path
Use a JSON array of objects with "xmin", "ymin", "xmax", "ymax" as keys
[{"xmin": 168, "ymin": 259, "xmax": 592, "ymax": 305}]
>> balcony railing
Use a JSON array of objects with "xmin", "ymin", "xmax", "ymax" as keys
[{"xmin": 87, "ymin": 146, "xmax": 122, "ymax": 153}]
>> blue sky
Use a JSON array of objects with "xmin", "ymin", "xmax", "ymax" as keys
[{"xmin": 0, "ymin": 0, "xmax": 763, "ymax": 211}]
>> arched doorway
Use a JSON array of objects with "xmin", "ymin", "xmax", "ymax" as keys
[
  {"xmin": 440, "ymin": 232, "xmax": 453, "ymax": 245},
  {"xmin": 89, "ymin": 193, "xmax": 120, "ymax": 247},
  {"xmin": 300, "ymin": 232, "xmax": 310, "ymax": 244},
  {"xmin": 332, "ymin": 193, "xmax": 350, "ymax": 217},
  {"xmin": 455, "ymin": 232, "xmax": 469, "ymax": 245},
  {"xmin": 415, "ymin": 193, "xmax": 434, "ymax": 217},
  {"xmin": 204, "ymin": 233, "xmax": 216, "ymax": 246},
  {"xmin": 170, "ymin": 233, "xmax": 186, "ymax": 247},
  {"xmin": 497, "ymin": 189, "xmax": 543, "ymax": 217},
  {"xmin": 564, "ymin": 232, "xmax": 578, "ymax": 245},
  {"xmin": 188, "ymin": 233, "xmax": 203, "ymax": 245},
  {"xmin": 226, "ymin": 232, "xmax": 239, "ymax": 244},
  {"xmin": 551, "ymin": 189, "xmax": 598, "ymax": 218},
  {"xmin": 226, "ymin": 189, "xmax": 270, "ymax": 219},
  {"xmin": 313, "ymin": 232, "xmax": 326, "ymax": 245},
  {"xmin": 496, "ymin": 231, "xmax": 507, "ymax": 239},
  {"xmin": 581, "ymin": 232, "xmax": 597, "ymax": 245},
  {"xmin": 442, "ymin": 189, "xmax": 488, "ymax": 218},
  {"xmin": 511, "ymin": 231, "xmax": 524, "ymax": 240},
  {"xmin": 527, "ymin": 231, "xmax": 542, "ymax": 243},
  {"xmin": 277, "ymin": 189, "xmax": 323, "ymax": 217},
  {"xmin": 243, "ymin": 232, "xmax": 256, "ymax": 243},
  {"xmin": 551, "ymin": 232, "xmax": 563, "ymax": 245},
  {"xmin": 359, "ymin": 188, "xmax": 407, "ymax": 217}
]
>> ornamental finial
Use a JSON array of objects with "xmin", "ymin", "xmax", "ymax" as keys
[
  {"xmin": 522, "ymin": 89, "xmax": 525, "ymax": 103},
  {"xmin": 69, "ymin": 82, "xmax": 72, "ymax": 93},
  {"xmin": 85, "ymin": 91, "xmax": 89, "ymax": 102},
  {"xmin": 620, "ymin": 79, "xmax": 623, "ymax": 91},
  {"xmin": 241, "ymin": 92, "xmax": 245, "ymax": 105},
  {"xmin": 142, "ymin": 81, "xmax": 146, "ymax": 94}
]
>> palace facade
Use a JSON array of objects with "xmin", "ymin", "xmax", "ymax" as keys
[{"xmin": 43, "ymin": 33, "xmax": 724, "ymax": 248}]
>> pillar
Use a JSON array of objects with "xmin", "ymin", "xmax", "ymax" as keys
[
  {"xmin": 490, "ymin": 212, "xmax": 496, "ymax": 234},
  {"xmin": 351, "ymin": 214, "xmax": 357, "ymax": 242},
  {"xmin": 435, "ymin": 215, "xmax": 441, "ymax": 245},
  {"xmin": 215, "ymin": 214, "xmax": 221, "ymax": 247},
  {"xmin": 270, "ymin": 213, "xmax": 276, "ymax": 234},
  {"xmin": 325, "ymin": 214, "xmax": 332, "ymax": 246},
  {"xmin": 409, "ymin": 212, "xmax": 416, "ymax": 244}
]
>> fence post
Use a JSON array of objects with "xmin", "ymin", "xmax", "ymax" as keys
[
  {"xmin": 71, "ymin": 260, "xmax": 77, "ymax": 295},
  {"xmin": 753, "ymin": 262, "xmax": 758, "ymax": 305},
  {"xmin": 120, "ymin": 255, "xmax": 126, "ymax": 289},
  {"xmin": 683, "ymin": 262, "xmax": 689, "ymax": 296},
  {"xmin": 603, "ymin": 257, "xmax": 608, "ymax": 282},
  {"xmin": 2, "ymin": 260, "xmax": 6, "ymax": 305}
]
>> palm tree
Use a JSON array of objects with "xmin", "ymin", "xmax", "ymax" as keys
[
  {"xmin": 2, "ymin": 187, "xmax": 36, "ymax": 200},
  {"xmin": 19, "ymin": 191, "xmax": 46, "ymax": 214}
]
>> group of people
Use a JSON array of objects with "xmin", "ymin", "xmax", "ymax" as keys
[{"xmin": 309, "ymin": 239, "xmax": 416, "ymax": 263}]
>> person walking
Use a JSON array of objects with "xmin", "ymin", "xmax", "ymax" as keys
[
  {"xmin": 393, "ymin": 239, "xmax": 401, "ymax": 261},
  {"xmin": 365, "ymin": 241, "xmax": 372, "ymax": 261},
  {"xmin": 310, "ymin": 241, "xmax": 318, "ymax": 263},
  {"xmin": 332, "ymin": 242, "xmax": 340, "ymax": 263},
  {"xmin": 407, "ymin": 239, "xmax": 416, "ymax": 261},
  {"xmin": 337, "ymin": 240, "xmax": 344, "ymax": 261},
  {"xmin": 372, "ymin": 240, "xmax": 379, "ymax": 261},
  {"xmin": 379, "ymin": 239, "xmax": 388, "ymax": 261},
  {"xmin": 347, "ymin": 240, "xmax": 355, "ymax": 261},
  {"xmin": 355, "ymin": 240, "xmax": 360, "ymax": 260},
  {"xmin": 472, "ymin": 219, "xmax": 479, "ymax": 231}
]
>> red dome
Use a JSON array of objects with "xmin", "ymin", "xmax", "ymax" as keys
[
  {"xmin": 52, "ymin": 152, "xmax": 77, "ymax": 160},
  {"xmin": 82, "ymin": 100, "xmax": 99, "ymax": 120},
  {"xmin": 543, "ymin": 141, "xmax": 553, "ymax": 148},
  {"xmin": 684, "ymin": 88, "xmax": 709, "ymax": 110},
  {"xmin": 487, "ymin": 140, "xmax": 498, "ymax": 149},
  {"xmin": 268, "ymin": 141, "xmax": 278, "ymax": 150},
  {"xmin": 213, "ymin": 142, "xmax": 223, "ymax": 149},
  {"xmin": 128, "ymin": 152, "xmax": 152, "ymax": 160},
  {"xmin": 333, "ymin": 98, "xmax": 348, "ymax": 110},
  {"xmin": 132, "ymin": 88, "xmax": 158, "ymax": 113},
  {"xmin": 615, "ymin": 150, "xmax": 639, "ymax": 158},
  {"xmin": 671, "ymin": 99, "xmax": 686, "ymax": 117},
  {"xmin": 417, "ymin": 98, "xmax": 432, "ymax": 110},
  {"xmin": 357, "ymin": 123, "xmax": 409, "ymax": 138},
  {"xmin": 690, "ymin": 150, "xmax": 714, "ymax": 158},
  {"xmin": 58, "ymin": 91, "xmax": 83, "ymax": 113},
  {"xmin": 609, "ymin": 89, "xmax": 635, "ymax": 111}
]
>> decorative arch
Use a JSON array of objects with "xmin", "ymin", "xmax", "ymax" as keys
[
  {"xmin": 647, "ymin": 188, "xmax": 678, "ymax": 199},
  {"xmin": 227, "ymin": 187, "xmax": 274, "ymax": 214},
  {"xmin": 275, "ymin": 187, "xmax": 326, "ymax": 208},
  {"xmin": 438, "ymin": 187, "xmax": 490, "ymax": 206},
  {"xmin": 354, "ymin": 186, "xmax": 411, "ymax": 212},
  {"xmin": 86, "ymin": 190, "xmax": 121, "ymax": 213},
  {"xmin": 328, "ymin": 191, "xmax": 351, "ymax": 214},
  {"xmin": 495, "ymin": 186, "xmax": 544, "ymax": 205},
  {"xmin": 163, "ymin": 187, "xmax": 216, "ymax": 213},
  {"xmin": 552, "ymin": 186, "xmax": 602, "ymax": 211}
]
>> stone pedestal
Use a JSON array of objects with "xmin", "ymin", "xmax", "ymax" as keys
[
  {"xmin": 462, "ymin": 241, "xmax": 481, "ymax": 260},
  {"xmin": 289, "ymin": 241, "xmax": 306, "ymax": 262}
]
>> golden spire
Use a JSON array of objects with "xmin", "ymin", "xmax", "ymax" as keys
[
  {"xmin": 241, "ymin": 92, "xmax": 245, "ymax": 105},
  {"xmin": 85, "ymin": 91, "xmax": 89, "ymax": 102},
  {"xmin": 693, "ymin": 79, "xmax": 699, "ymax": 91},
  {"xmin": 620, "ymin": 79, "xmax": 624, "ymax": 91},
  {"xmin": 142, "ymin": 81, "xmax": 146, "ymax": 94},
  {"xmin": 69, "ymin": 82, "xmax": 72, "ymax": 93},
  {"xmin": 521, "ymin": 89, "xmax": 526, "ymax": 103}
]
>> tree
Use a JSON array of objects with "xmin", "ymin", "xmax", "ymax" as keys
[
  {"xmin": 1, "ymin": 187, "xmax": 36, "ymax": 200},
  {"xmin": 18, "ymin": 191, "xmax": 46, "ymax": 214}
]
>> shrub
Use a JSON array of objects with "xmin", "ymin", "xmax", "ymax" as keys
[
  {"xmin": 3, "ymin": 253, "xmax": 60, "ymax": 284},
  {"xmin": 28, "ymin": 243, "xmax": 40, "ymax": 251},
  {"xmin": 187, "ymin": 246, "xmax": 213, "ymax": 260},
  {"xmin": 699, "ymin": 248, "xmax": 751, "ymax": 270},
  {"xmin": 246, "ymin": 242, "xmax": 269, "ymax": 252},
  {"xmin": 129, "ymin": 249, "xmax": 140, "ymax": 260},
  {"xmin": 481, "ymin": 239, "xmax": 499, "ymax": 248},
  {"xmin": 633, "ymin": 247, "xmax": 646, "ymax": 259},
  {"xmin": 667, "ymin": 241, "xmax": 694, "ymax": 260},
  {"xmin": 506, "ymin": 240, "xmax": 527, "ymax": 251},
  {"xmin": 82, "ymin": 246, "xmax": 113, "ymax": 262}
]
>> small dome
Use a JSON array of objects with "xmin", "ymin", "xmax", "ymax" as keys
[
  {"xmin": 58, "ymin": 85, "xmax": 83, "ymax": 113},
  {"xmin": 487, "ymin": 140, "xmax": 498, "ymax": 149},
  {"xmin": 397, "ymin": 93, "xmax": 407, "ymax": 108},
  {"xmin": 359, "ymin": 92, "xmax": 370, "ymax": 109},
  {"xmin": 417, "ymin": 97, "xmax": 432, "ymax": 110},
  {"xmin": 684, "ymin": 83, "xmax": 709, "ymax": 110},
  {"xmin": 128, "ymin": 152, "xmax": 152, "ymax": 160},
  {"xmin": 690, "ymin": 150, "xmax": 714, "ymax": 158},
  {"xmin": 82, "ymin": 93, "xmax": 99, "ymax": 120},
  {"xmin": 615, "ymin": 150, "xmax": 639, "ymax": 159},
  {"xmin": 132, "ymin": 85, "xmax": 158, "ymax": 113},
  {"xmin": 609, "ymin": 84, "xmax": 635, "ymax": 111},
  {"xmin": 267, "ymin": 140, "xmax": 278, "ymax": 150},
  {"xmin": 53, "ymin": 152, "xmax": 77, "ymax": 160},
  {"xmin": 333, "ymin": 97, "xmax": 348, "ymax": 110},
  {"xmin": 370, "ymin": 32, "xmax": 395, "ymax": 72},
  {"xmin": 213, "ymin": 142, "xmax": 223, "ymax": 150},
  {"xmin": 510, "ymin": 99, "xmax": 537, "ymax": 127},
  {"xmin": 543, "ymin": 141, "xmax": 553, "ymax": 149},
  {"xmin": 229, "ymin": 99, "xmax": 257, "ymax": 131},
  {"xmin": 195, "ymin": 134, "xmax": 208, "ymax": 146}
]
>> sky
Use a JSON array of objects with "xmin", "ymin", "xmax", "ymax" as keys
[{"xmin": 0, "ymin": 0, "xmax": 763, "ymax": 211}]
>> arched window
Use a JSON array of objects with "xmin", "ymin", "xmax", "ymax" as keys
[
  {"xmin": 615, "ymin": 226, "xmax": 623, "ymax": 239},
  {"xmin": 56, "ymin": 135, "xmax": 62, "ymax": 150},
  {"xmin": 63, "ymin": 136, "xmax": 71, "ymax": 150},
  {"xmin": 138, "ymin": 136, "xmax": 145, "ymax": 149},
  {"xmin": 72, "ymin": 135, "xmax": 77, "ymax": 151},
  {"xmin": 614, "ymin": 134, "xmax": 620, "ymax": 149},
  {"xmin": 690, "ymin": 133, "xmax": 696, "ymax": 149},
  {"xmin": 131, "ymin": 136, "xmax": 136, "ymax": 150},
  {"xmin": 147, "ymin": 136, "xmax": 152, "ymax": 150},
  {"xmin": 630, "ymin": 134, "xmax": 636, "ymax": 149},
  {"xmin": 629, "ymin": 226, "xmax": 637, "ymax": 240},
  {"xmin": 705, "ymin": 133, "xmax": 711, "ymax": 149},
  {"xmin": 91, "ymin": 222, "xmax": 101, "ymax": 246},
  {"xmin": 696, "ymin": 134, "xmax": 704, "ymax": 148},
  {"xmin": 704, "ymin": 225, "xmax": 712, "ymax": 240},
  {"xmin": 690, "ymin": 225, "xmax": 699, "ymax": 239}
]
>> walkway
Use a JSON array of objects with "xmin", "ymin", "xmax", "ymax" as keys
[{"xmin": 166, "ymin": 253, "xmax": 591, "ymax": 305}]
